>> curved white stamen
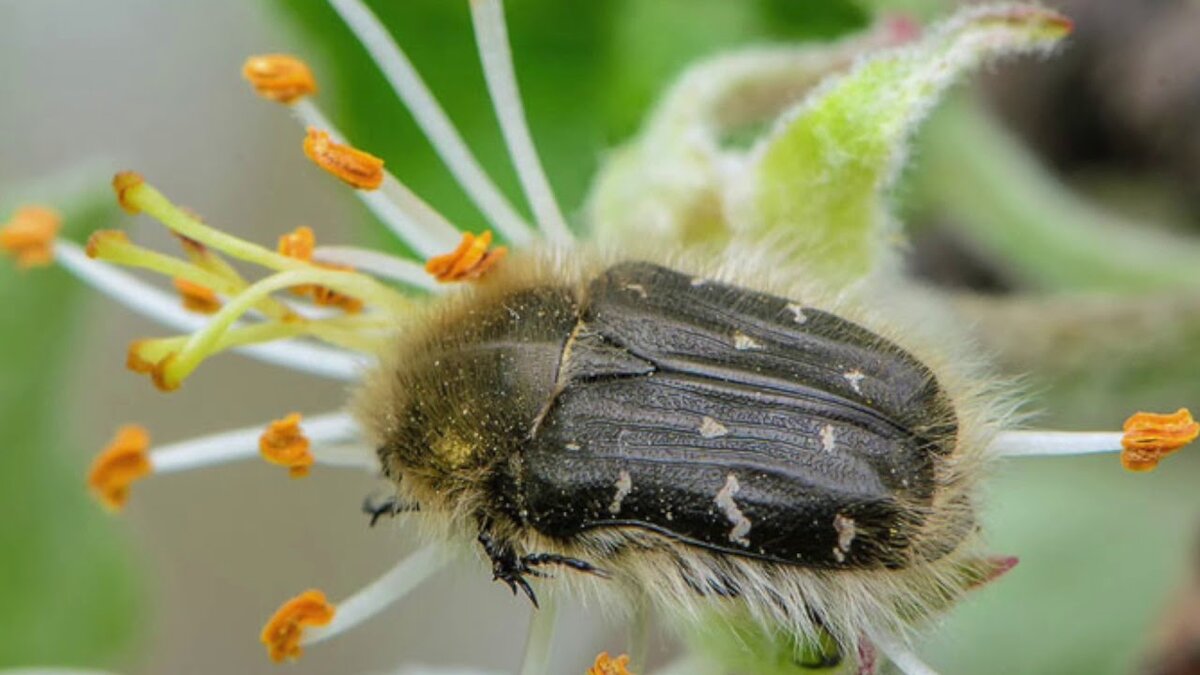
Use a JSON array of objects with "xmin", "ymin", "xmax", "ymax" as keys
[
  {"xmin": 55, "ymin": 241, "xmax": 363, "ymax": 381},
  {"xmin": 311, "ymin": 443, "xmax": 380, "ymax": 471},
  {"xmin": 989, "ymin": 431, "xmax": 1123, "ymax": 457},
  {"xmin": 150, "ymin": 411, "xmax": 366, "ymax": 474},
  {"xmin": 304, "ymin": 544, "xmax": 445, "ymax": 645},
  {"xmin": 872, "ymin": 634, "xmax": 939, "ymax": 675},
  {"xmin": 517, "ymin": 594, "xmax": 558, "ymax": 675},
  {"xmin": 469, "ymin": 0, "xmax": 571, "ymax": 246},
  {"xmin": 326, "ymin": 0, "xmax": 534, "ymax": 246},
  {"xmin": 293, "ymin": 100, "xmax": 461, "ymax": 257},
  {"xmin": 314, "ymin": 245, "xmax": 440, "ymax": 292}
]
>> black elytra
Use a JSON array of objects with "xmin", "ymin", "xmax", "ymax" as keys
[{"xmin": 382, "ymin": 261, "xmax": 961, "ymax": 604}]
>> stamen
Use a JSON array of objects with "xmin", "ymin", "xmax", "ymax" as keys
[
  {"xmin": 303, "ymin": 128, "xmax": 384, "ymax": 190},
  {"xmin": 260, "ymin": 589, "xmax": 335, "ymax": 663},
  {"xmin": 157, "ymin": 267, "xmax": 407, "ymax": 389},
  {"xmin": 1122, "ymin": 408, "xmax": 1200, "ymax": 472},
  {"xmin": 242, "ymin": 54, "xmax": 318, "ymax": 104},
  {"xmin": 295, "ymin": 544, "xmax": 445, "ymax": 649},
  {"xmin": 425, "ymin": 230, "xmax": 507, "ymax": 282},
  {"xmin": 469, "ymin": 0, "xmax": 571, "ymax": 245},
  {"xmin": 992, "ymin": 407, "xmax": 1198, "ymax": 473},
  {"xmin": 313, "ymin": 245, "xmax": 440, "ymax": 292},
  {"xmin": 55, "ymin": 241, "xmax": 364, "ymax": 381},
  {"xmin": 325, "ymin": 0, "xmax": 535, "ymax": 246},
  {"xmin": 172, "ymin": 278, "xmax": 222, "ymax": 314},
  {"xmin": 87, "ymin": 425, "xmax": 152, "ymax": 512},
  {"xmin": 260, "ymin": 413, "xmax": 314, "ymax": 478},
  {"xmin": 0, "ymin": 205, "xmax": 61, "ymax": 269},
  {"xmin": 86, "ymin": 412, "xmax": 370, "ymax": 510},
  {"xmin": 588, "ymin": 653, "xmax": 633, "ymax": 675}
]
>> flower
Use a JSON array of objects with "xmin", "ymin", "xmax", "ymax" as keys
[{"xmin": 1, "ymin": 1, "xmax": 1195, "ymax": 674}]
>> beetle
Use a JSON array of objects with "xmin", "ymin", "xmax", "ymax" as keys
[{"xmin": 357, "ymin": 255, "xmax": 991, "ymax": 650}]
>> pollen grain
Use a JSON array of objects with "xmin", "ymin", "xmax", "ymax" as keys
[
  {"xmin": 260, "ymin": 589, "xmax": 335, "ymax": 663},
  {"xmin": 302, "ymin": 128, "xmax": 384, "ymax": 190},
  {"xmin": 0, "ymin": 205, "xmax": 61, "ymax": 269},
  {"xmin": 87, "ymin": 425, "xmax": 152, "ymax": 512},
  {"xmin": 425, "ymin": 230, "xmax": 507, "ymax": 282},
  {"xmin": 260, "ymin": 412, "xmax": 314, "ymax": 478},
  {"xmin": 1121, "ymin": 408, "xmax": 1199, "ymax": 472},
  {"xmin": 242, "ymin": 54, "xmax": 317, "ymax": 104}
]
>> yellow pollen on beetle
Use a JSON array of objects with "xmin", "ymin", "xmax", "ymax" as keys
[
  {"xmin": 425, "ymin": 230, "xmax": 507, "ymax": 283},
  {"xmin": 1121, "ymin": 408, "xmax": 1200, "ymax": 472},
  {"xmin": 260, "ymin": 589, "xmax": 335, "ymax": 663},
  {"xmin": 87, "ymin": 425, "xmax": 152, "ymax": 512},
  {"xmin": 277, "ymin": 226, "xmax": 364, "ymax": 313},
  {"xmin": 259, "ymin": 413, "xmax": 314, "ymax": 478},
  {"xmin": 173, "ymin": 278, "xmax": 222, "ymax": 314},
  {"xmin": 303, "ymin": 128, "xmax": 385, "ymax": 190},
  {"xmin": 0, "ymin": 205, "xmax": 61, "ymax": 269},
  {"xmin": 242, "ymin": 54, "xmax": 317, "ymax": 104},
  {"xmin": 588, "ymin": 652, "xmax": 634, "ymax": 675}
]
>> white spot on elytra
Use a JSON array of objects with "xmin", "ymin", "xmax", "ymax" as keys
[
  {"xmin": 833, "ymin": 513, "xmax": 857, "ymax": 563},
  {"xmin": 733, "ymin": 331, "xmax": 762, "ymax": 351},
  {"xmin": 608, "ymin": 469, "xmax": 633, "ymax": 515},
  {"xmin": 843, "ymin": 369, "xmax": 866, "ymax": 394},
  {"xmin": 819, "ymin": 424, "xmax": 836, "ymax": 452},
  {"xmin": 564, "ymin": 442, "xmax": 580, "ymax": 451},
  {"xmin": 690, "ymin": 277, "xmax": 711, "ymax": 287},
  {"xmin": 714, "ymin": 473, "xmax": 752, "ymax": 547},
  {"xmin": 786, "ymin": 303, "xmax": 808, "ymax": 324},
  {"xmin": 699, "ymin": 416, "xmax": 729, "ymax": 438},
  {"xmin": 624, "ymin": 283, "xmax": 648, "ymax": 298}
]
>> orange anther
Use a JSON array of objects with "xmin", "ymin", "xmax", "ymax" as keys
[
  {"xmin": 425, "ymin": 231, "xmax": 508, "ymax": 283},
  {"xmin": 302, "ymin": 128, "xmax": 384, "ymax": 190},
  {"xmin": 0, "ymin": 205, "xmax": 61, "ymax": 269},
  {"xmin": 242, "ymin": 54, "xmax": 318, "ymax": 104},
  {"xmin": 87, "ymin": 425, "xmax": 152, "ymax": 512},
  {"xmin": 588, "ymin": 652, "xmax": 633, "ymax": 675},
  {"xmin": 173, "ymin": 278, "xmax": 222, "ymax": 314},
  {"xmin": 260, "ymin": 589, "xmax": 335, "ymax": 663},
  {"xmin": 277, "ymin": 226, "xmax": 363, "ymax": 312},
  {"xmin": 1121, "ymin": 408, "xmax": 1199, "ymax": 472},
  {"xmin": 278, "ymin": 225, "xmax": 316, "ymax": 261},
  {"xmin": 125, "ymin": 341, "xmax": 181, "ymax": 392},
  {"xmin": 112, "ymin": 171, "xmax": 145, "ymax": 215},
  {"xmin": 260, "ymin": 413, "xmax": 314, "ymax": 478}
]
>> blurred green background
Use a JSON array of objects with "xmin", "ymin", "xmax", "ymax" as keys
[{"xmin": 1, "ymin": 1, "xmax": 1198, "ymax": 673}]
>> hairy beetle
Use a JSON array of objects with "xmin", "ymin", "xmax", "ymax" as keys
[{"xmin": 358, "ymin": 255, "xmax": 992, "ymax": 648}]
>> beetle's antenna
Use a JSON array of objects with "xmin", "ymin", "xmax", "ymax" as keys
[
  {"xmin": 325, "ymin": 0, "xmax": 535, "ymax": 246},
  {"xmin": 469, "ymin": 0, "xmax": 573, "ymax": 245}
]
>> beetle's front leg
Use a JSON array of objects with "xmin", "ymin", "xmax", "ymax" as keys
[{"xmin": 477, "ymin": 529, "xmax": 540, "ymax": 607}]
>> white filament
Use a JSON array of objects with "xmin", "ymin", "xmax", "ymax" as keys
[
  {"xmin": 292, "ymin": 100, "xmax": 461, "ymax": 257},
  {"xmin": 517, "ymin": 595, "xmax": 558, "ymax": 675},
  {"xmin": 314, "ymin": 245, "xmax": 440, "ymax": 292},
  {"xmin": 325, "ymin": 0, "xmax": 534, "ymax": 246},
  {"xmin": 989, "ymin": 431, "xmax": 1123, "ymax": 457},
  {"xmin": 304, "ymin": 544, "xmax": 446, "ymax": 645},
  {"xmin": 149, "ymin": 411, "xmax": 369, "ymax": 474},
  {"xmin": 54, "ymin": 241, "xmax": 364, "ymax": 381},
  {"xmin": 469, "ymin": 0, "xmax": 571, "ymax": 245},
  {"xmin": 872, "ymin": 635, "xmax": 940, "ymax": 675}
]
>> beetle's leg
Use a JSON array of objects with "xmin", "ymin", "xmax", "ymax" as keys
[
  {"xmin": 477, "ymin": 530, "xmax": 540, "ymax": 608},
  {"xmin": 521, "ymin": 552, "xmax": 611, "ymax": 578},
  {"xmin": 361, "ymin": 494, "xmax": 419, "ymax": 527}
]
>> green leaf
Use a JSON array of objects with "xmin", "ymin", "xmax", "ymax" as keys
[
  {"xmin": 0, "ymin": 177, "xmax": 144, "ymax": 668},
  {"xmin": 747, "ymin": 4, "xmax": 1071, "ymax": 286}
]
